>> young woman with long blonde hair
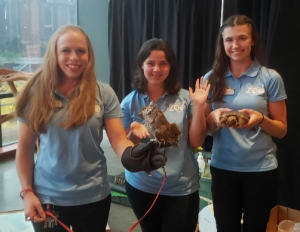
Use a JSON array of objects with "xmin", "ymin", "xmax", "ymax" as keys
[{"xmin": 15, "ymin": 25, "xmax": 167, "ymax": 232}]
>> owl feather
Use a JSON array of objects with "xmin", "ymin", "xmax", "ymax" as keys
[{"xmin": 140, "ymin": 102, "xmax": 182, "ymax": 147}]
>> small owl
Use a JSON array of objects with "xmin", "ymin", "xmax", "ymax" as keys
[{"xmin": 140, "ymin": 102, "xmax": 182, "ymax": 147}]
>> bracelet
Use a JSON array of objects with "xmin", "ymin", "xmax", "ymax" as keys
[
  {"xmin": 258, "ymin": 113, "xmax": 264, "ymax": 125},
  {"xmin": 20, "ymin": 188, "xmax": 35, "ymax": 200}
]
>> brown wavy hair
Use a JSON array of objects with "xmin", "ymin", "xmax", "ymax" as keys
[
  {"xmin": 209, "ymin": 15, "xmax": 265, "ymax": 102},
  {"xmin": 15, "ymin": 25, "xmax": 97, "ymax": 133},
  {"xmin": 132, "ymin": 38, "xmax": 181, "ymax": 95}
]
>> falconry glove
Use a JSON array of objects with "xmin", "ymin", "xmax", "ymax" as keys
[{"xmin": 121, "ymin": 140, "xmax": 167, "ymax": 172}]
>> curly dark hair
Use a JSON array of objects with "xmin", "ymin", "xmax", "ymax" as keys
[
  {"xmin": 209, "ymin": 15, "xmax": 265, "ymax": 102},
  {"xmin": 132, "ymin": 38, "xmax": 181, "ymax": 95}
]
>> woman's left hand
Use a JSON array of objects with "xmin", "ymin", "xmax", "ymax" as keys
[
  {"xmin": 130, "ymin": 122, "xmax": 150, "ymax": 139},
  {"xmin": 189, "ymin": 76, "xmax": 211, "ymax": 105},
  {"xmin": 237, "ymin": 109, "xmax": 264, "ymax": 128}
]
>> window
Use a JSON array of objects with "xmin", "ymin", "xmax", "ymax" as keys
[{"xmin": 0, "ymin": 0, "xmax": 77, "ymax": 146}]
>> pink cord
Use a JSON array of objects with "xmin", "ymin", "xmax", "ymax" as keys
[
  {"xmin": 45, "ymin": 211, "xmax": 74, "ymax": 232},
  {"xmin": 127, "ymin": 171, "xmax": 167, "ymax": 232}
]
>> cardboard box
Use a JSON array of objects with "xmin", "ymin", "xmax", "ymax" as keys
[{"xmin": 266, "ymin": 205, "xmax": 300, "ymax": 232}]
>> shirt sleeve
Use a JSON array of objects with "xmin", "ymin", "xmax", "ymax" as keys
[
  {"xmin": 17, "ymin": 117, "xmax": 26, "ymax": 123},
  {"xmin": 180, "ymin": 89, "xmax": 192, "ymax": 120},
  {"xmin": 266, "ymin": 69, "xmax": 287, "ymax": 102},
  {"xmin": 120, "ymin": 95, "xmax": 133, "ymax": 129},
  {"xmin": 99, "ymin": 82, "xmax": 123, "ymax": 119},
  {"xmin": 203, "ymin": 70, "xmax": 213, "ymax": 100}
]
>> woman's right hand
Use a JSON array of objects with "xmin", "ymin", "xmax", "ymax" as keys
[
  {"xmin": 210, "ymin": 108, "xmax": 232, "ymax": 127},
  {"xmin": 23, "ymin": 192, "xmax": 46, "ymax": 223},
  {"xmin": 130, "ymin": 122, "xmax": 150, "ymax": 139}
]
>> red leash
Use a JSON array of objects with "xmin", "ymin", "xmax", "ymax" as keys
[
  {"xmin": 46, "ymin": 170, "xmax": 167, "ymax": 232},
  {"xmin": 45, "ymin": 211, "xmax": 74, "ymax": 232},
  {"xmin": 25, "ymin": 169, "xmax": 167, "ymax": 232},
  {"xmin": 127, "ymin": 168, "xmax": 167, "ymax": 232},
  {"xmin": 25, "ymin": 210, "xmax": 74, "ymax": 232}
]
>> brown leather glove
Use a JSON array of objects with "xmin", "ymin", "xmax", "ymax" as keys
[{"xmin": 121, "ymin": 140, "xmax": 167, "ymax": 172}]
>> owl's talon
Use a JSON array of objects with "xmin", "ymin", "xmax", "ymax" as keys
[{"xmin": 157, "ymin": 141, "xmax": 162, "ymax": 150}]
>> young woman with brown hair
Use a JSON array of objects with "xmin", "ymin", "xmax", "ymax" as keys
[
  {"xmin": 204, "ymin": 15, "xmax": 287, "ymax": 232},
  {"xmin": 121, "ymin": 38, "xmax": 210, "ymax": 232}
]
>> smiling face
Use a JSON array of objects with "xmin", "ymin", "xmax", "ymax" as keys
[
  {"xmin": 56, "ymin": 30, "xmax": 89, "ymax": 81},
  {"xmin": 142, "ymin": 50, "xmax": 170, "ymax": 88},
  {"xmin": 222, "ymin": 24, "xmax": 254, "ymax": 64}
]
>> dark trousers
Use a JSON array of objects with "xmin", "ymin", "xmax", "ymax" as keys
[
  {"xmin": 125, "ymin": 182, "xmax": 199, "ymax": 232},
  {"xmin": 210, "ymin": 166, "xmax": 277, "ymax": 232},
  {"xmin": 32, "ymin": 194, "xmax": 111, "ymax": 232}
]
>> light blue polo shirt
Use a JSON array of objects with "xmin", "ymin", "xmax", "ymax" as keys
[
  {"xmin": 204, "ymin": 60, "xmax": 287, "ymax": 172},
  {"xmin": 121, "ymin": 89, "xmax": 199, "ymax": 196},
  {"xmin": 19, "ymin": 82, "xmax": 123, "ymax": 206}
]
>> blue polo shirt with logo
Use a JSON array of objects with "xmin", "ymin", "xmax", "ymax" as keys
[
  {"xmin": 19, "ymin": 82, "xmax": 123, "ymax": 206},
  {"xmin": 121, "ymin": 89, "xmax": 199, "ymax": 196},
  {"xmin": 204, "ymin": 60, "xmax": 287, "ymax": 172}
]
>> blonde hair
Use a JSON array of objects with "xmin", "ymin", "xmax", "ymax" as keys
[{"xmin": 15, "ymin": 25, "xmax": 97, "ymax": 133}]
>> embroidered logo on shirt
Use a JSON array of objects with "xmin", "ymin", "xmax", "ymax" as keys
[
  {"xmin": 95, "ymin": 104, "xmax": 100, "ymax": 113},
  {"xmin": 169, "ymin": 103, "xmax": 186, "ymax": 112},
  {"xmin": 246, "ymin": 84, "xmax": 265, "ymax": 95}
]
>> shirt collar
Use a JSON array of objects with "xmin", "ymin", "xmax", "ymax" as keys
[
  {"xmin": 54, "ymin": 88, "xmax": 76, "ymax": 101},
  {"xmin": 55, "ymin": 89, "xmax": 64, "ymax": 98},
  {"xmin": 225, "ymin": 59, "xmax": 261, "ymax": 78},
  {"xmin": 138, "ymin": 91, "xmax": 168, "ymax": 99}
]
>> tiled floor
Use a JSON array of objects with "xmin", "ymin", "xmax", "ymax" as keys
[{"xmin": 0, "ymin": 131, "xmax": 142, "ymax": 232}]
